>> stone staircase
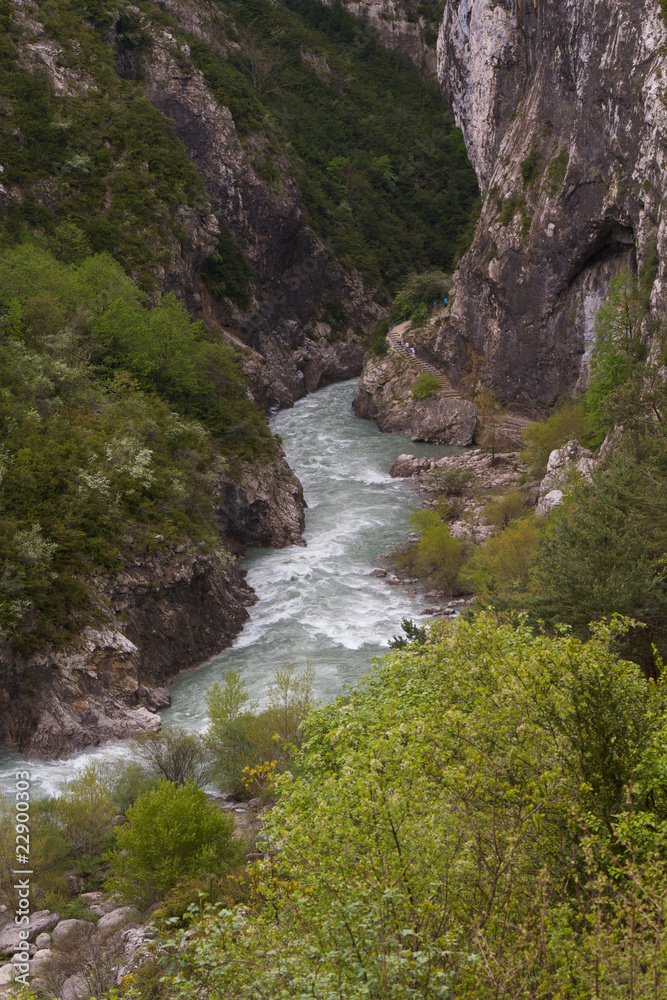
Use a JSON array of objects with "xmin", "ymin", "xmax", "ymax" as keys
[
  {"xmin": 386, "ymin": 320, "xmax": 531, "ymax": 446},
  {"xmin": 387, "ymin": 322, "xmax": 460, "ymax": 399}
]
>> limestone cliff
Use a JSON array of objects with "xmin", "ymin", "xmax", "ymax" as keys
[
  {"xmin": 431, "ymin": 0, "xmax": 667, "ymax": 412},
  {"xmin": 353, "ymin": 352, "xmax": 477, "ymax": 445}
]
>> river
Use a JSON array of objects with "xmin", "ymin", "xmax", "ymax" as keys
[{"xmin": 0, "ymin": 380, "xmax": 461, "ymax": 796}]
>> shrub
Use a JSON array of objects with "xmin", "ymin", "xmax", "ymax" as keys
[
  {"xmin": 498, "ymin": 195, "xmax": 527, "ymax": 227},
  {"xmin": 53, "ymin": 762, "xmax": 116, "ymax": 857},
  {"xmin": 164, "ymin": 617, "xmax": 667, "ymax": 1000},
  {"xmin": 107, "ymin": 760, "xmax": 161, "ymax": 814},
  {"xmin": 394, "ymin": 508, "xmax": 469, "ymax": 593},
  {"xmin": 389, "ymin": 270, "xmax": 451, "ymax": 323},
  {"xmin": 462, "ymin": 516, "xmax": 539, "ymax": 600},
  {"xmin": 366, "ymin": 316, "xmax": 389, "ymax": 356},
  {"xmin": 546, "ymin": 148, "xmax": 569, "ymax": 195},
  {"xmin": 412, "ymin": 372, "xmax": 440, "ymax": 399},
  {"xmin": 206, "ymin": 665, "xmax": 315, "ymax": 797},
  {"xmin": 106, "ymin": 781, "xmax": 244, "ymax": 905},
  {"xmin": 520, "ymin": 144, "xmax": 540, "ymax": 186},
  {"xmin": 521, "ymin": 400, "xmax": 588, "ymax": 475},
  {"xmin": 129, "ymin": 727, "xmax": 214, "ymax": 788},
  {"xmin": 482, "ymin": 490, "xmax": 527, "ymax": 532},
  {"xmin": 423, "ymin": 466, "xmax": 474, "ymax": 496}
]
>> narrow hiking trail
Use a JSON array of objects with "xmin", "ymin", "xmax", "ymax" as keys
[
  {"xmin": 387, "ymin": 319, "xmax": 531, "ymax": 447},
  {"xmin": 387, "ymin": 320, "xmax": 460, "ymax": 398}
]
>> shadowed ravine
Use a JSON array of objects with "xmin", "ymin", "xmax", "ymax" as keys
[{"xmin": 0, "ymin": 381, "xmax": 461, "ymax": 796}]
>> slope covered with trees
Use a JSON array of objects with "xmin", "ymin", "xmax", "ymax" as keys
[{"xmin": 99, "ymin": 616, "xmax": 667, "ymax": 1000}]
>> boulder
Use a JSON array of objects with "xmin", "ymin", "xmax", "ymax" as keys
[
  {"xmin": 60, "ymin": 972, "xmax": 90, "ymax": 1000},
  {"xmin": 51, "ymin": 919, "xmax": 96, "ymax": 950},
  {"xmin": 35, "ymin": 932, "xmax": 51, "ymax": 950},
  {"xmin": 80, "ymin": 893, "xmax": 103, "ymax": 905},
  {"xmin": 96, "ymin": 907, "xmax": 140, "ymax": 940},
  {"xmin": 0, "ymin": 964, "xmax": 13, "ymax": 987},
  {"xmin": 536, "ymin": 440, "xmax": 597, "ymax": 515},
  {"xmin": 369, "ymin": 568, "xmax": 386, "ymax": 578},
  {"xmin": 390, "ymin": 454, "xmax": 432, "ymax": 478},
  {"xmin": 30, "ymin": 948, "xmax": 53, "ymax": 978},
  {"xmin": 137, "ymin": 684, "xmax": 171, "ymax": 711},
  {"xmin": 536, "ymin": 489, "xmax": 564, "ymax": 516},
  {"xmin": 0, "ymin": 910, "xmax": 58, "ymax": 950}
]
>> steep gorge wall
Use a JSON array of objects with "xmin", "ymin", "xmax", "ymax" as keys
[
  {"xmin": 0, "ymin": 456, "xmax": 305, "ymax": 758},
  {"xmin": 429, "ymin": 0, "xmax": 667, "ymax": 412},
  {"xmin": 141, "ymin": 11, "xmax": 379, "ymax": 409}
]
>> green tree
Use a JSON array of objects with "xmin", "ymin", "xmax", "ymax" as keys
[
  {"xmin": 154, "ymin": 616, "xmax": 667, "ymax": 1000},
  {"xmin": 394, "ymin": 506, "xmax": 469, "ymax": 593},
  {"xmin": 585, "ymin": 268, "xmax": 646, "ymax": 442},
  {"xmin": 527, "ymin": 445, "xmax": 667, "ymax": 675},
  {"xmin": 462, "ymin": 515, "xmax": 539, "ymax": 603},
  {"xmin": 129, "ymin": 727, "xmax": 213, "ymax": 788},
  {"xmin": 482, "ymin": 490, "xmax": 526, "ymax": 532},
  {"xmin": 53, "ymin": 762, "xmax": 116, "ymax": 858},
  {"xmin": 106, "ymin": 781, "xmax": 243, "ymax": 905}
]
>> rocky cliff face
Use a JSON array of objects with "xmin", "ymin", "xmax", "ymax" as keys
[
  {"xmin": 139, "ymin": 4, "xmax": 380, "ymax": 407},
  {"xmin": 431, "ymin": 0, "xmax": 667, "ymax": 412},
  {"xmin": 354, "ymin": 353, "xmax": 477, "ymax": 445},
  {"xmin": 333, "ymin": 0, "xmax": 437, "ymax": 76},
  {"xmin": 0, "ymin": 456, "xmax": 305, "ymax": 758}
]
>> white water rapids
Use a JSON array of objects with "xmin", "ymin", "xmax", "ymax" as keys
[{"xmin": 0, "ymin": 380, "xmax": 462, "ymax": 796}]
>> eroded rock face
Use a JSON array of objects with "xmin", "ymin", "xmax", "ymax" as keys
[
  {"xmin": 141, "ymin": 17, "xmax": 380, "ymax": 406},
  {"xmin": 354, "ymin": 355, "xmax": 478, "ymax": 445},
  {"xmin": 218, "ymin": 453, "xmax": 306, "ymax": 549},
  {"xmin": 0, "ymin": 454, "xmax": 307, "ymax": 757},
  {"xmin": 434, "ymin": 0, "xmax": 667, "ymax": 412},
  {"xmin": 535, "ymin": 439, "xmax": 597, "ymax": 515}
]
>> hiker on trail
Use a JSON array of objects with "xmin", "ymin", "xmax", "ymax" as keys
[
  {"xmin": 411, "ymin": 347, "xmax": 416, "ymax": 357},
  {"xmin": 443, "ymin": 297, "xmax": 448, "ymax": 307},
  {"xmin": 404, "ymin": 342, "xmax": 410, "ymax": 356}
]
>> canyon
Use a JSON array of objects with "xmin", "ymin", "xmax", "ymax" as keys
[{"xmin": 2, "ymin": 0, "xmax": 666, "ymax": 757}]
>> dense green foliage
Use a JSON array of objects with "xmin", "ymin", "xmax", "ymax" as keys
[
  {"xmin": 135, "ymin": 616, "xmax": 667, "ymax": 999},
  {"xmin": 0, "ymin": 0, "xmax": 209, "ymax": 290},
  {"xmin": 521, "ymin": 400, "xmax": 588, "ymax": 474},
  {"xmin": 0, "ymin": 246, "xmax": 272, "ymax": 648},
  {"xmin": 189, "ymin": 0, "xmax": 478, "ymax": 289},
  {"xmin": 388, "ymin": 269, "xmax": 452, "ymax": 322},
  {"xmin": 0, "ymin": 0, "xmax": 478, "ymax": 298},
  {"xmin": 412, "ymin": 371, "xmax": 441, "ymax": 399},
  {"xmin": 394, "ymin": 505, "xmax": 469, "ymax": 594},
  {"xmin": 107, "ymin": 781, "xmax": 243, "ymax": 905}
]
